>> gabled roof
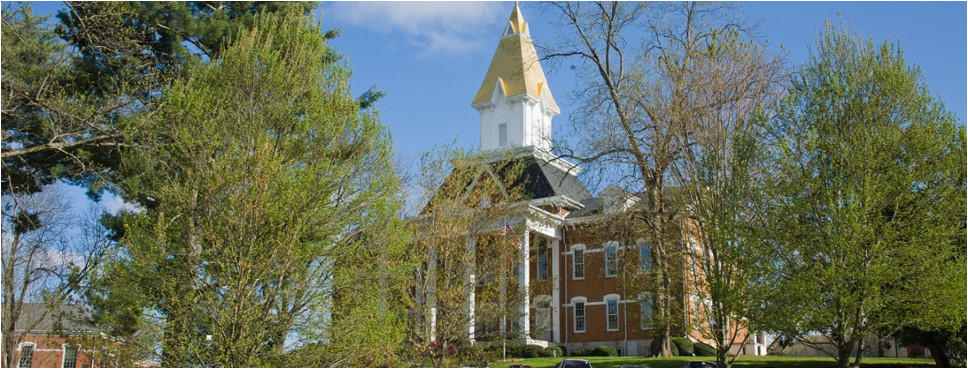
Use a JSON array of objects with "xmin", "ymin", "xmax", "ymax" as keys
[
  {"xmin": 472, "ymin": 4, "xmax": 559, "ymax": 112},
  {"xmin": 8, "ymin": 303, "xmax": 97, "ymax": 334},
  {"xmin": 423, "ymin": 151, "xmax": 591, "ymax": 217}
]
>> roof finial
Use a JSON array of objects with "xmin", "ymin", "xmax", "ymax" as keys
[{"xmin": 505, "ymin": 2, "xmax": 528, "ymax": 36}]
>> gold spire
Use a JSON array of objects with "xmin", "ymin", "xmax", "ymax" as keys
[
  {"xmin": 507, "ymin": 2, "xmax": 527, "ymax": 34},
  {"xmin": 472, "ymin": 3, "xmax": 558, "ymax": 112}
]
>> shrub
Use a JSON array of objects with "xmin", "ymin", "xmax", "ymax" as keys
[
  {"xmin": 457, "ymin": 345, "xmax": 494, "ymax": 366},
  {"xmin": 521, "ymin": 345, "xmax": 544, "ymax": 358},
  {"xmin": 503, "ymin": 343, "xmax": 525, "ymax": 358},
  {"xmin": 544, "ymin": 346, "xmax": 564, "ymax": 357},
  {"xmin": 670, "ymin": 341, "xmax": 680, "ymax": 356},
  {"xmin": 672, "ymin": 337, "xmax": 695, "ymax": 356},
  {"xmin": 694, "ymin": 341, "xmax": 716, "ymax": 356},
  {"xmin": 597, "ymin": 346, "xmax": 618, "ymax": 356},
  {"xmin": 574, "ymin": 345, "xmax": 618, "ymax": 356}
]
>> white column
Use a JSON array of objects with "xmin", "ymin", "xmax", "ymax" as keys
[
  {"xmin": 551, "ymin": 238, "xmax": 561, "ymax": 343},
  {"xmin": 466, "ymin": 235, "xmax": 476, "ymax": 342},
  {"xmin": 518, "ymin": 230, "xmax": 530, "ymax": 338}
]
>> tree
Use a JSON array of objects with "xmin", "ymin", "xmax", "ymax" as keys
[
  {"xmin": 408, "ymin": 146, "xmax": 533, "ymax": 366},
  {"xmin": 1, "ymin": 187, "xmax": 108, "ymax": 368},
  {"xmin": 895, "ymin": 324, "xmax": 967, "ymax": 367},
  {"xmin": 543, "ymin": 2, "xmax": 768, "ymax": 356},
  {"xmin": 91, "ymin": 13, "xmax": 406, "ymax": 367},
  {"xmin": 669, "ymin": 30, "xmax": 785, "ymax": 367},
  {"xmin": 3, "ymin": 2, "xmax": 332, "ymax": 197},
  {"xmin": 763, "ymin": 21, "xmax": 967, "ymax": 368},
  {"xmin": 1, "ymin": 2, "xmax": 136, "ymax": 195}
]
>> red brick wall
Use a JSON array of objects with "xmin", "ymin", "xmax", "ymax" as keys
[
  {"xmin": 3, "ymin": 335, "xmax": 96, "ymax": 368},
  {"xmin": 554, "ymin": 228, "xmax": 660, "ymax": 347}
]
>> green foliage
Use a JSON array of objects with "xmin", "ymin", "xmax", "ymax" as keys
[
  {"xmin": 895, "ymin": 324, "xmax": 967, "ymax": 367},
  {"xmin": 490, "ymin": 355, "xmax": 934, "ymax": 368},
  {"xmin": 521, "ymin": 345, "xmax": 542, "ymax": 358},
  {"xmin": 0, "ymin": 2, "xmax": 110, "ymax": 194},
  {"xmin": 694, "ymin": 341, "xmax": 717, "ymax": 357},
  {"xmin": 672, "ymin": 337, "xmax": 695, "ymax": 356},
  {"xmin": 546, "ymin": 346, "xmax": 564, "ymax": 358},
  {"xmin": 573, "ymin": 346, "xmax": 618, "ymax": 357},
  {"xmin": 764, "ymin": 20, "xmax": 967, "ymax": 367},
  {"xmin": 408, "ymin": 146, "xmax": 536, "ymax": 366},
  {"xmin": 457, "ymin": 344, "xmax": 499, "ymax": 366},
  {"xmin": 92, "ymin": 13, "xmax": 406, "ymax": 367}
]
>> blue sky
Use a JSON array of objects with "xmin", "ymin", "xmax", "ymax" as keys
[
  {"xmin": 21, "ymin": 1, "xmax": 968, "ymax": 202},
  {"xmin": 318, "ymin": 1, "xmax": 967, "ymax": 166}
]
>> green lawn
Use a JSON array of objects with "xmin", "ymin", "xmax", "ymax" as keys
[{"xmin": 487, "ymin": 355, "xmax": 936, "ymax": 368}]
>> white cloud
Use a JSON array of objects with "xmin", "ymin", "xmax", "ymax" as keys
[{"xmin": 328, "ymin": 2, "xmax": 506, "ymax": 57}]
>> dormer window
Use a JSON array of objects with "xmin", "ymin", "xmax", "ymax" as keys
[{"xmin": 499, "ymin": 123, "xmax": 508, "ymax": 147}]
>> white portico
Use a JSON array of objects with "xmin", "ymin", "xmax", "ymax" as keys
[{"xmin": 464, "ymin": 4, "xmax": 584, "ymax": 348}]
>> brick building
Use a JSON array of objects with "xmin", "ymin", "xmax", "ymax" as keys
[
  {"xmin": 2, "ymin": 304, "xmax": 98, "ymax": 368},
  {"xmin": 420, "ymin": 4, "xmax": 768, "ymax": 357}
]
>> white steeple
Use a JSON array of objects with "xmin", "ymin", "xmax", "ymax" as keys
[{"xmin": 472, "ymin": 3, "xmax": 559, "ymax": 152}]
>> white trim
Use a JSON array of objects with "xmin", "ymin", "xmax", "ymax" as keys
[
  {"xmin": 61, "ymin": 343, "xmax": 80, "ymax": 368},
  {"xmin": 605, "ymin": 295, "xmax": 620, "ymax": 331},
  {"xmin": 603, "ymin": 241, "xmax": 618, "ymax": 278},
  {"xmin": 16, "ymin": 342, "xmax": 36, "ymax": 368},
  {"xmin": 572, "ymin": 246, "xmax": 585, "ymax": 280},
  {"xmin": 571, "ymin": 296, "xmax": 587, "ymax": 333},
  {"xmin": 551, "ymin": 238, "xmax": 561, "ymax": 343},
  {"xmin": 637, "ymin": 293, "xmax": 654, "ymax": 330}
]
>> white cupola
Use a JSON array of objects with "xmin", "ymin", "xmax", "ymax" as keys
[{"xmin": 472, "ymin": 3, "xmax": 559, "ymax": 152}]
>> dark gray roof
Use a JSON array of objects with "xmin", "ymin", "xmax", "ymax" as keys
[
  {"xmin": 494, "ymin": 155, "xmax": 592, "ymax": 203},
  {"xmin": 423, "ymin": 150, "xmax": 595, "ymax": 216},
  {"xmin": 8, "ymin": 303, "xmax": 97, "ymax": 334}
]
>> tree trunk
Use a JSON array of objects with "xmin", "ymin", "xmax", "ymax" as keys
[
  {"xmin": 2, "ymin": 235, "xmax": 20, "ymax": 368},
  {"xmin": 836, "ymin": 341, "xmax": 853, "ymax": 368},
  {"xmin": 926, "ymin": 342, "xmax": 950, "ymax": 367},
  {"xmin": 851, "ymin": 337, "xmax": 865, "ymax": 368}
]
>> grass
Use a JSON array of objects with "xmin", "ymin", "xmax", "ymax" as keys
[{"xmin": 486, "ymin": 355, "xmax": 937, "ymax": 368}]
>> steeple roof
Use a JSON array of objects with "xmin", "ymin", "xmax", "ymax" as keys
[{"xmin": 472, "ymin": 3, "xmax": 559, "ymax": 112}]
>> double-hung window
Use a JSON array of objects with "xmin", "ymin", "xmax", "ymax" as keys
[
  {"xmin": 640, "ymin": 294, "xmax": 653, "ymax": 329},
  {"xmin": 606, "ymin": 298, "xmax": 619, "ymax": 331},
  {"xmin": 639, "ymin": 242, "xmax": 651, "ymax": 272},
  {"xmin": 572, "ymin": 247, "xmax": 585, "ymax": 280},
  {"xmin": 62, "ymin": 344, "xmax": 79, "ymax": 368},
  {"xmin": 574, "ymin": 301, "xmax": 586, "ymax": 333},
  {"xmin": 604, "ymin": 242, "xmax": 618, "ymax": 277},
  {"xmin": 18, "ymin": 342, "xmax": 34, "ymax": 368}
]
